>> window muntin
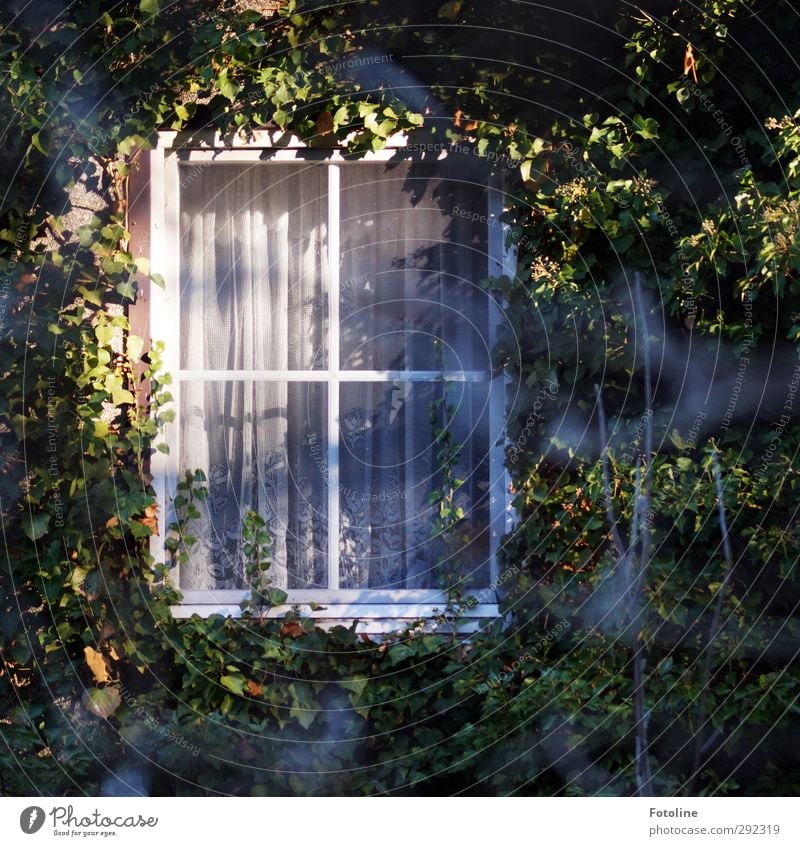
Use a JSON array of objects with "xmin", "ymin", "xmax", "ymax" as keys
[{"xmin": 159, "ymin": 147, "xmax": 505, "ymax": 600}]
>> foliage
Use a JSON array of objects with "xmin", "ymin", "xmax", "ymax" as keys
[{"xmin": 0, "ymin": 0, "xmax": 798, "ymax": 797}]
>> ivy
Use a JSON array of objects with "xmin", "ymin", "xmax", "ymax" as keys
[{"xmin": 0, "ymin": 0, "xmax": 798, "ymax": 798}]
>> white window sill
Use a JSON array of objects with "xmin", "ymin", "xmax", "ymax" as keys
[{"xmin": 170, "ymin": 590, "xmax": 500, "ymax": 634}]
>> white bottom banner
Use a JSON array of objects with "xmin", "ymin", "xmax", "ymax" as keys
[{"xmin": 1, "ymin": 797, "xmax": 796, "ymax": 846}]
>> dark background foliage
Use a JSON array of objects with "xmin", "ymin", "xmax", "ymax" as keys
[{"xmin": 0, "ymin": 0, "xmax": 798, "ymax": 796}]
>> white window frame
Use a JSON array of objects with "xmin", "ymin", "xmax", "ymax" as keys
[{"xmin": 148, "ymin": 129, "xmax": 514, "ymax": 627}]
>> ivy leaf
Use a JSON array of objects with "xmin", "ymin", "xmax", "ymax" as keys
[
  {"xmin": 70, "ymin": 565, "xmax": 91, "ymax": 595},
  {"xmin": 314, "ymin": 110, "xmax": 334, "ymax": 136},
  {"xmin": 30, "ymin": 132, "xmax": 48, "ymax": 156},
  {"xmin": 83, "ymin": 687, "xmax": 121, "ymax": 719},
  {"xmin": 246, "ymin": 679, "xmax": 264, "ymax": 696},
  {"xmin": 127, "ymin": 334, "xmax": 144, "ymax": 362},
  {"xmin": 84, "ymin": 646, "xmax": 111, "ymax": 684},
  {"xmin": 22, "ymin": 513, "xmax": 50, "ymax": 541},
  {"xmin": 280, "ymin": 620, "xmax": 306, "ymax": 638},
  {"xmin": 218, "ymin": 69, "xmax": 240, "ymax": 102},
  {"xmin": 117, "ymin": 134, "xmax": 151, "ymax": 156},
  {"xmin": 632, "ymin": 115, "xmax": 659, "ymax": 140},
  {"xmin": 438, "ymin": 0, "xmax": 462, "ymax": 20},
  {"xmin": 333, "ymin": 105, "xmax": 350, "ymax": 129},
  {"xmin": 267, "ymin": 588, "xmax": 288, "ymax": 606},
  {"xmin": 95, "ymin": 325, "xmax": 115, "ymax": 346},
  {"xmin": 220, "ymin": 674, "xmax": 245, "ymax": 696},
  {"xmin": 111, "ymin": 387, "xmax": 136, "ymax": 406},
  {"xmin": 289, "ymin": 704, "xmax": 316, "ymax": 729},
  {"xmin": 520, "ymin": 159, "xmax": 535, "ymax": 183},
  {"xmin": 139, "ymin": 0, "xmax": 159, "ymax": 16},
  {"xmin": 340, "ymin": 678, "xmax": 368, "ymax": 698},
  {"xmin": 116, "ymin": 280, "xmax": 136, "ymax": 300},
  {"xmin": 386, "ymin": 643, "xmax": 415, "ymax": 666}
]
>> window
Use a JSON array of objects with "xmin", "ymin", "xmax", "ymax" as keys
[{"xmin": 147, "ymin": 132, "xmax": 512, "ymax": 622}]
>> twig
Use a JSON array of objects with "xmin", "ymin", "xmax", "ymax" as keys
[{"xmin": 628, "ymin": 461, "xmax": 642, "ymax": 609}]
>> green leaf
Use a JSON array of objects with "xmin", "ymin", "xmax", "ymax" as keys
[
  {"xmin": 116, "ymin": 280, "xmax": 136, "ymax": 300},
  {"xmin": 290, "ymin": 704, "xmax": 316, "ymax": 729},
  {"xmin": 218, "ymin": 69, "xmax": 240, "ymax": 102},
  {"xmin": 670, "ymin": 429, "xmax": 688, "ymax": 450},
  {"xmin": 117, "ymin": 134, "xmax": 151, "ymax": 156},
  {"xmin": 267, "ymin": 588, "xmax": 288, "ymax": 606},
  {"xmin": 31, "ymin": 132, "xmax": 47, "ymax": 156},
  {"xmin": 70, "ymin": 565, "xmax": 91, "ymax": 594},
  {"xmin": 632, "ymin": 115, "xmax": 659, "ymax": 140},
  {"xmin": 83, "ymin": 687, "xmax": 121, "ymax": 719},
  {"xmin": 22, "ymin": 512, "xmax": 50, "ymax": 541},
  {"xmin": 386, "ymin": 643, "xmax": 415, "ymax": 666},
  {"xmin": 140, "ymin": 0, "xmax": 159, "ymax": 16},
  {"xmin": 220, "ymin": 674, "xmax": 245, "ymax": 696},
  {"xmin": 111, "ymin": 387, "xmax": 136, "ymax": 406},
  {"xmin": 520, "ymin": 159, "xmax": 534, "ymax": 182},
  {"xmin": 340, "ymin": 678, "xmax": 368, "ymax": 697},
  {"xmin": 96, "ymin": 325, "xmax": 115, "ymax": 346},
  {"xmin": 92, "ymin": 420, "xmax": 110, "ymax": 438},
  {"xmin": 127, "ymin": 334, "xmax": 144, "ymax": 362}
]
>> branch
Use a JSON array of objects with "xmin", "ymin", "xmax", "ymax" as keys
[
  {"xmin": 594, "ymin": 383, "xmax": 627, "ymax": 560},
  {"xmin": 632, "ymin": 271, "xmax": 654, "ymax": 797},
  {"xmin": 686, "ymin": 446, "xmax": 737, "ymax": 794},
  {"xmin": 633, "ymin": 271, "xmax": 654, "ymax": 603}
]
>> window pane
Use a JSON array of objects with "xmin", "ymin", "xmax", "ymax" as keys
[
  {"xmin": 178, "ymin": 380, "xmax": 328, "ymax": 590},
  {"xmin": 180, "ymin": 163, "xmax": 328, "ymax": 371},
  {"xmin": 340, "ymin": 162, "xmax": 491, "ymax": 371},
  {"xmin": 339, "ymin": 380, "xmax": 492, "ymax": 590}
]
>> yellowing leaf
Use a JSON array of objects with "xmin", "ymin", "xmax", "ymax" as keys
[
  {"xmin": 84, "ymin": 646, "xmax": 111, "ymax": 684},
  {"xmin": 246, "ymin": 679, "xmax": 264, "ymax": 696},
  {"xmin": 438, "ymin": 0, "xmax": 462, "ymax": 20},
  {"xmin": 315, "ymin": 110, "xmax": 334, "ymax": 136},
  {"xmin": 70, "ymin": 565, "xmax": 90, "ymax": 595},
  {"xmin": 280, "ymin": 621, "xmax": 306, "ymax": 638},
  {"xmin": 138, "ymin": 503, "xmax": 159, "ymax": 535}
]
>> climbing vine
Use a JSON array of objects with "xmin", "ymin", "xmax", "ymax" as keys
[{"xmin": 0, "ymin": 0, "xmax": 798, "ymax": 797}]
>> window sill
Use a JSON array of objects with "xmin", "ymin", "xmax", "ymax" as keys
[{"xmin": 170, "ymin": 590, "xmax": 500, "ymax": 634}]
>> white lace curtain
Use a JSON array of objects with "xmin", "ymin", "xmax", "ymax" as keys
[{"xmin": 177, "ymin": 160, "xmax": 492, "ymax": 592}]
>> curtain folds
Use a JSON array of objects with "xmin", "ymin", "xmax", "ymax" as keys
[{"xmin": 177, "ymin": 161, "xmax": 491, "ymax": 592}]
